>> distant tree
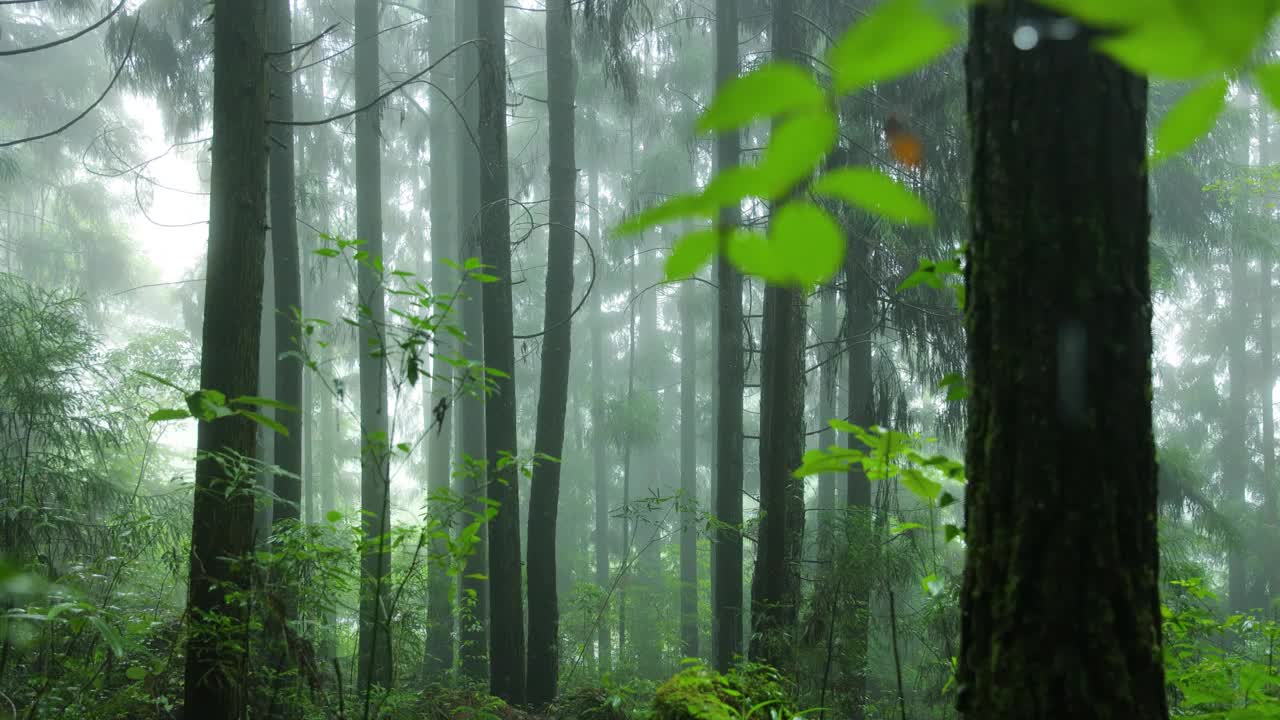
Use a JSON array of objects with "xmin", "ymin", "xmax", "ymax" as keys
[
  {"xmin": 478, "ymin": 0, "xmax": 526, "ymax": 703},
  {"xmin": 454, "ymin": 0, "xmax": 490, "ymax": 683},
  {"xmin": 354, "ymin": 0, "xmax": 393, "ymax": 696},
  {"xmin": 710, "ymin": 0, "xmax": 744, "ymax": 675},
  {"xmin": 527, "ymin": 0, "xmax": 577, "ymax": 706},
  {"xmin": 423, "ymin": 0, "xmax": 457, "ymax": 679},
  {"xmin": 679, "ymin": 272, "xmax": 699, "ymax": 659},
  {"xmin": 749, "ymin": 0, "xmax": 807, "ymax": 675},
  {"xmin": 589, "ymin": 161, "xmax": 613, "ymax": 675},
  {"xmin": 183, "ymin": 2, "xmax": 269, "ymax": 717},
  {"xmin": 957, "ymin": 2, "xmax": 1167, "ymax": 716}
]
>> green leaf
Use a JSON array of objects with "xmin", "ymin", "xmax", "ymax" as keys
[
  {"xmin": 757, "ymin": 111, "xmax": 839, "ymax": 198},
  {"xmin": 891, "ymin": 521, "xmax": 926, "ymax": 534},
  {"xmin": 1255, "ymin": 64, "xmax": 1280, "ymax": 115},
  {"xmin": 239, "ymin": 410, "xmax": 289, "ymax": 437},
  {"xmin": 900, "ymin": 468, "xmax": 942, "ymax": 502},
  {"xmin": 664, "ymin": 229, "xmax": 719, "ymax": 280},
  {"xmin": 938, "ymin": 372, "xmax": 967, "ymax": 401},
  {"xmin": 229, "ymin": 395, "xmax": 298, "ymax": 412},
  {"xmin": 829, "ymin": 418, "xmax": 860, "ymax": 434},
  {"xmin": 135, "ymin": 370, "xmax": 186, "ymax": 393},
  {"xmin": 829, "ymin": 0, "xmax": 958, "ymax": 94},
  {"xmin": 727, "ymin": 202, "xmax": 844, "ymax": 287},
  {"xmin": 1097, "ymin": 20, "xmax": 1230, "ymax": 79},
  {"xmin": 1151, "ymin": 78, "xmax": 1227, "ymax": 164},
  {"xmin": 325, "ymin": 510, "xmax": 343, "ymax": 523},
  {"xmin": 126, "ymin": 666, "xmax": 148, "ymax": 681},
  {"xmin": 697, "ymin": 62, "xmax": 826, "ymax": 132},
  {"xmin": 313, "ymin": 247, "xmax": 341, "ymax": 257},
  {"xmin": 147, "ymin": 408, "xmax": 190, "ymax": 422},
  {"xmin": 89, "ymin": 615, "xmax": 124, "ymax": 657},
  {"xmin": 614, "ymin": 193, "xmax": 714, "ymax": 236},
  {"xmin": 922, "ymin": 573, "xmax": 943, "ymax": 597},
  {"xmin": 938, "ymin": 491, "xmax": 957, "ymax": 509},
  {"xmin": 813, "ymin": 167, "xmax": 933, "ymax": 226},
  {"xmin": 944, "ymin": 523, "xmax": 963, "ymax": 543}
]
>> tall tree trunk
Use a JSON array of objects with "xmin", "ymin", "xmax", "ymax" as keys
[
  {"xmin": 679, "ymin": 275, "xmax": 699, "ymax": 660},
  {"xmin": 423, "ymin": 0, "xmax": 457, "ymax": 680},
  {"xmin": 454, "ymin": 0, "xmax": 489, "ymax": 683},
  {"xmin": 267, "ymin": 0, "xmax": 303, "ymax": 706},
  {"xmin": 354, "ymin": 0, "xmax": 393, "ymax": 695},
  {"xmin": 478, "ymin": 0, "xmax": 526, "ymax": 703},
  {"xmin": 527, "ymin": 0, "xmax": 576, "ymax": 705},
  {"xmin": 256, "ymin": 245, "xmax": 277, "ymax": 544},
  {"xmin": 318, "ymin": 369, "xmax": 338, "ymax": 660},
  {"xmin": 710, "ymin": 0, "xmax": 744, "ymax": 675},
  {"xmin": 269, "ymin": 0, "xmax": 302, "ymax": 536},
  {"xmin": 844, "ymin": 207, "xmax": 873, "ymax": 719},
  {"xmin": 957, "ymin": 3, "xmax": 1167, "ymax": 717},
  {"xmin": 183, "ymin": 3, "xmax": 268, "ymax": 716},
  {"xmin": 749, "ymin": 0, "xmax": 806, "ymax": 675},
  {"xmin": 816, "ymin": 285, "xmax": 837, "ymax": 552},
  {"xmin": 1262, "ymin": 111, "xmax": 1278, "ymax": 605},
  {"xmin": 1226, "ymin": 135, "xmax": 1252, "ymax": 614},
  {"xmin": 589, "ymin": 162, "xmax": 612, "ymax": 675}
]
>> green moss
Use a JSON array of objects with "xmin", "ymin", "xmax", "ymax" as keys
[{"xmin": 651, "ymin": 662, "xmax": 792, "ymax": 720}]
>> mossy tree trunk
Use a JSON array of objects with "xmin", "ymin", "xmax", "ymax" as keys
[{"xmin": 957, "ymin": 3, "xmax": 1167, "ymax": 717}]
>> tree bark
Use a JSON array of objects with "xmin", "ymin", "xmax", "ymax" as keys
[
  {"xmin": 454, "ymin": 0, "xmax": 489, "ymax": 682},
  {"xmin": 354, "ymin": 0, "xmax": 393, "ymax": 695},
  {"xmin": 423, "ymin": 0, "xmax": 457, "ymax": 680},
  {"xmin": 957, "ymin": 3, "xmax": 1167, "ymax": 717},
  {"xmin": 679, "ymin": 275, "xmax": 699, "ymax": 660},
  {"xmin": 589, "ymin": 161, "xmax": 612, "ymax": 675},
  {"xmin": 526, "ymin": 0, "xmax": 575, "ymax": 705},
  {"xmin": 478, "ymin": 0, "xmax": 526, "ymax": 703},
  {"xmin": 749, "ymin": 0, "xmax": 806, "ymax": 675},
  {"xmin": 710, "ymin": 0, "xmax": 743, "ymax": 675},
  {"xmin": 183, "ymin": 2, "xmax": 268, "ymax": 716}
]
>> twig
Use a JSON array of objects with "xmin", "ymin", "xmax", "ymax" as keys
[
  {"xmin": 276, "ymin": 39, "xmax": 479, "ymax": 127},
  {"xmin": 0, "ymin": 0, "xmax": 125, "ymax": 56},
  {"xmin": 267, "ymin": 22, "xmax": 339, "ymax": 57},
  {"xmin": 889, "ymin": 589, "xmax": 908, "ymax": 720},
  {"xmin": 0, "ymin": 13, "xmax": 139, "ymax": 148}
]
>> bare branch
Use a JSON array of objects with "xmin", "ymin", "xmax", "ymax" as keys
[
  {"xmin": 0, "ymin": 0, "xmax": 126, "ymax": 56},
  {"xmin": 0, "ymin": 13, "xmax": 139, "ymax": 148}
]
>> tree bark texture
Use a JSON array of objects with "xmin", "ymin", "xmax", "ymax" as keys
[
  {"xmin": 478, "ymin": 0, "xmax": 526, "ymax": 703},
  {"xmin": 354, "ymin": 0, "xmax": 393, "ymax": 694},
  {"xmin": 749, "ymin": 0, "xmax": 807, "ymax": 675},
  {"xmin": 679, "ymin": 276, "xmax": 699, "ymax": 660},
  {"xmin": 710, "ymin": 0, "xmax": 743, "ymax": 675},
  {"xmin": 424, "ymin": 0, "xmax": 457, "ymax": 680},
  {"xmin": 957, "ymin": 4, "xmax": 1167, "ymax": 717},
  {"xmin": 454, "ymin": 0, "xmax": 489, "ymax": 682},
  {"xmin": 183, "ymin": 2, "xmax": 268, "ymax": 717},
  {"xmin": 527, "ymin": 0, "xmax": 576, "ymax": 705}
]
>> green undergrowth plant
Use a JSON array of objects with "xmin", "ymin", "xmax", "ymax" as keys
[
  {"xmin": 1164, "ymin": 578, "xmax": 1280, "ymax": 718},
  {"xmin": 651, "ymin": 660, "xmax": 815, "ymax": 720}
]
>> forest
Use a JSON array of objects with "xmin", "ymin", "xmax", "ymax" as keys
[{"xmin": 2, "ymin": 0, "xmax": 1277, "ymax": 718}]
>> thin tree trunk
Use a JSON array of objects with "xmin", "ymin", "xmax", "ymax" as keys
[
  {"xmin": 1263, "ymin": 110, "xmax": 1278, "ymax": 605},
  {"xmin": 454, "ymin": 0, "xmax": 489, "ymax": 682},
  {"xmin": 1227, "ymin": 208, "xmax": 1249, "ymax": 614},
  {"xmin": 710, "ymin": 0, "xmax": 744, "ymax": 675},
  {"xmin": 477, "ymin": 0, "xmax": 525, "ymax": 703},
  {"xmin": 267, "ymin": 0, "xmax": 303, "ymax": 707},
  {"xmin": 589, "ymin": 162, "xmax": 612, "ymax": 675},
  {"xmin": 183, "ymin": 3, "xmax": 268, "ymax": 716},
  {"xmin": 526, "ymin": 0, "xmax": 575, "ymax": 705},
  {"xmin": 679, "ymin": 275, "xmax": 699, "ymax": 660},
  {"xmin": 957, "ymin": 3, "xmax": 1167, "ymax": 716},
  {"xmin": 423, "ymin": 0, "xmax": 457, "ymax": 680},
  {"xmin": 354, "ymin": 0, "xmax": 393, "ymax": 695},
  {"xmin": 816, "ymin": 285, "xmax": 836, "ymax": 553},
  {"xmin": 749, "ymin": 0, "xmax": 806, "ymax": 675}
]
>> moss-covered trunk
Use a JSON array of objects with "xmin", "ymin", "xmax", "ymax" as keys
[{"xmin": 957, "ymin": 3, "xmax": 1166, "ymax": 718}]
